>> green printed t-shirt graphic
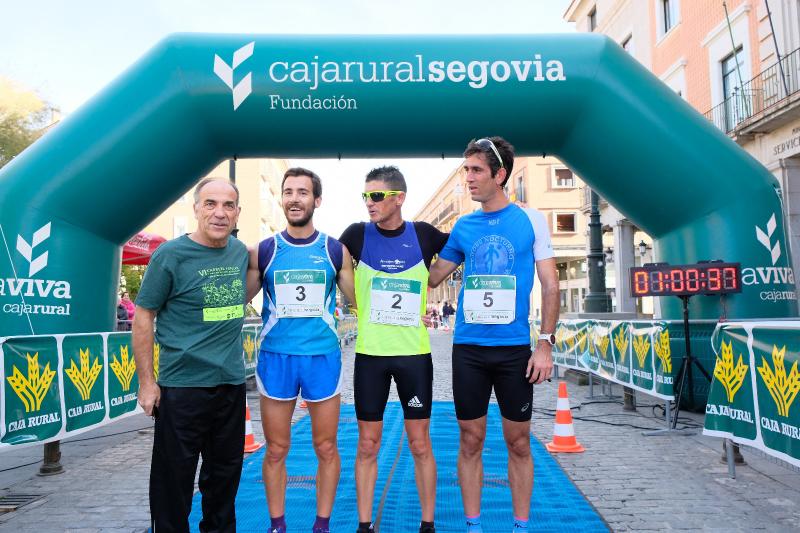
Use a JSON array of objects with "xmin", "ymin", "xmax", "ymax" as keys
[
  {"xmin": 705, "ymin": 326, "xmax": 757, "ymax": 440},
  {"xmin": 63, "ymin": 335, "xmax": 106, "ymax": 431},
  {"xmin": 136, "ymin": 235, "xmax": 248, "ymax": 387},
  {"xmin": 752, "ymin": 327, "xmax": 800, "ymax": 461},
  {"xmin": 2, "ymin": 336, "xmax": 62, "ymax": 445}
]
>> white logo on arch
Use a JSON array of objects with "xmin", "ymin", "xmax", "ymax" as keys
[
  {"xmin": 16, "ymin": 222, "xmax": 51, "ymax": 277},
  {"xmin": 214, "ymin": 42, "xmax": 255, "ymax": 110},
  {"xmin": 755, "ymin": 214, "xmax": 781, "ymax": 266}
]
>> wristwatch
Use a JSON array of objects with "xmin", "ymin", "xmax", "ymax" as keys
[{"xmin": 538, "ymin": 332, "xmax": 556, "ymax": 346}]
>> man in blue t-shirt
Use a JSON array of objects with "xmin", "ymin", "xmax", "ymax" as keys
[
  {"xmin": 429, "ymin": 137, "xmax": 559, "ymax": 533},
  {"xmin": 245, "ymin": 167, "xmax": 355, "ymax": 533}
]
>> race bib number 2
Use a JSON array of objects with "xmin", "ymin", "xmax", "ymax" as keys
[
  {"xmin": 463, "ymin": 275, "xmax": 516, "ymax": 324},
  {"xmin": 275, "ymin": 270, "xmax": 326, "ymax": 317},
  {"xmin": 369, "ymin": 277, "xmax": 422, "ymax": 327}
]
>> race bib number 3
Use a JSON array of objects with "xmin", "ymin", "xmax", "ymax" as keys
[
  {"xmin": 369, "ymin": 277, "xmax": 422, "ymax": 327},
  {"xmin": 463, "ymin": 275, "xmax": 516, "ymax": 324},
  {"xmin": 275, "ymin": 270, "xmax": 326, "ymax": 318}
]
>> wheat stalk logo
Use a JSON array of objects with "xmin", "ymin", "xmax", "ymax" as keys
[
  {"xmin": 633, "ymin": 334, "xmax": 650, "ymax": 368},
  {"xmin": 6, "ymin": 352, "xmax": 56, "ymax": 412},
  {"xmin": 213, "ymin": 42, "xmax": 255, "ymax": 110},
  {"xmin": 16, "ymin": 222, "xmax": 51, "ymax": 276},
  {"xmin": 565, "ymin": 329, "xmax": 576, "ymax": 351},
  {"xmin": 576, "ymin": 330, "xmax": 587, "ymax": 353},
  {"xmin": 110, "ymin": 346, "xmax": 136, "ymax": 392},
  {"xmin": 653, "ymin": 331, "xmax": 672, "ymax": 373},
  {"xmin": 153, "ymin": 343, "xmax": 160, "ymax": 381},
  {"xmin": 613, "ymin": 328, "xmax": 629, "ymax": 364},
  {"xmin": 243, "ymin": 335, "xmax": 256, "ymax": 362},
  {"xmin": 555, "ymin": 325, "xmax": 567, "ymax": 351},
  {"xmin": 757, "ymin": 345, "xmax": 800, "ymax": 417},
  {"xmin": 596, "ymin": 334, "xmax": 610, "ymax": 359},
  {"xmin": 65, "ymin": 348, "xmax": 102, "ymax": 401},
  {"xmin": 713, "ymin": 340, "xmax": 748, "ymax": 403},
  {"xmin": 755, "ymin": 213, "xmax": 781, "ymax": 265}
]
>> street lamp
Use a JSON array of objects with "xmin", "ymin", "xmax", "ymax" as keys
[
  {"xmin": 583, "ymin": 189, "xmax": 611, "ymax": 312},
  {"xmin": 638, "ymin": 239, "xmax": 649, "ymax": 257},
  {"xmin": 604, "ymin": 247, "xmax": 614, "ymax": 264}
]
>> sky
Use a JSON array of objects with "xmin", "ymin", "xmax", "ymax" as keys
[{"xmin": 1, "ymin": 0, "xmax": 575, "ymax": 237}]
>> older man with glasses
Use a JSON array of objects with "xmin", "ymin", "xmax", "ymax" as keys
[{"xmin": 339, "ymin": 165, "xmax": 449, "ymax": 533}]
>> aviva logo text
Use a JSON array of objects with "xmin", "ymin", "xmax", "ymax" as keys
[
  {"xmin": 214, "ymin": 42, "xmax": 255, "ymax": 110},
  {"xmin": 743, "ymin": 213, "xmax": 796, "ymax": 302},
  {"xmin": 6, "ymin": 352, "xmax": 56, "ymax": 412}
]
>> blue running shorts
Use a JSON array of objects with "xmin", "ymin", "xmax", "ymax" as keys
[{"xmin": 255, "ymin": 349, "xmax": 342, "ymax": 401}]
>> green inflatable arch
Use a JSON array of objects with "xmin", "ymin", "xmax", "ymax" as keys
[{"xmin": 0, "ymin": 34, "xmax": 796, "ymax": 336}]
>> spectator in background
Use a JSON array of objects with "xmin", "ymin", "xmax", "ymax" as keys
[
  {"xmin": 116, "ymin": 297, "xmax": 129, "ymax": 331},
  {"xmin": 442, "ymin": 301, "xmax": 455, "ymax": 331},
  {"xmin": 120, "ymin": 291, "xmax": 136, "ymax": 321}
]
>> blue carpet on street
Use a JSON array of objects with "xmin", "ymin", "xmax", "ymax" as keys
[{"xmin": 190, "ymin": 402, "xmax": 608, "ymax": 532}]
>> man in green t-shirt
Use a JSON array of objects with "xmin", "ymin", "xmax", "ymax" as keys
[{"xmin": 133, "ymin": 178, "xmax": 249, "ymax": 532}]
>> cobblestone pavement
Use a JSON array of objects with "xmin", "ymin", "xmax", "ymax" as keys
[{"xmin": 1, "ymin": 329, "xmax": 799, "ymax": 531}]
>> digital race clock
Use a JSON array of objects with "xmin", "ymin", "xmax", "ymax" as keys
[{"xmin": 629, "ymin": 262, "xmax": 741, "ymax": 297}]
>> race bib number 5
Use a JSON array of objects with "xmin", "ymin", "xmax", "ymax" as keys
[
  {"xmin": 275, "ymin": 270, "xmax": 326, "ymax": 318},
  {"xmin": 369, "ymin": 277, "xmax": 422, "ymax": 327},
  {"xmin": 463, "ymin": 275, "xmax": 516, "ymax": 324}
]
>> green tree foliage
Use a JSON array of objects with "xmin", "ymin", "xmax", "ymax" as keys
[
  {"xmin": 0, "ymin": 78, "xmax": 49, "ymax": 169},
  {"xmin": 121, "ymin": 265, "xmax": 145, "ymax": 300}
]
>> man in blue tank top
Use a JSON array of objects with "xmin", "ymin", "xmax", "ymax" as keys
[
  {"xmin": 245, "ymin": 167, "xmax": 355, "ymax": 533},
  {"xmin": 429, "ymin": 137, "xmax": 560, "ymax": 533}
]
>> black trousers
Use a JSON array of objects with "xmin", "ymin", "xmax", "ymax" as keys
[{"xmin": 150, "ymin": 384, "xmax": 246, "ymax": 533}]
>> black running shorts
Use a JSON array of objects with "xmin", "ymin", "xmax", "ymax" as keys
[
  {"xmin": 452, "ymin": 344, "xmax": 534, "ymax": 422},
  {"xmin": 354, "ymin": 353, "xmax": 433, "ymax": 421}
]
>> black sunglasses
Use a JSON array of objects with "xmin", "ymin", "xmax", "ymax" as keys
[{"xmin": 361, "ymin": 190, "xmax": 402, "ymax": 202}]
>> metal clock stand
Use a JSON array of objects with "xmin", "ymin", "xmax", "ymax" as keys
[{"xmin": 644, "ymin": 294, "xmax": 712, "ymax": 436}]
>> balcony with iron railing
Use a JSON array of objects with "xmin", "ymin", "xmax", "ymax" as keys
[{"xmin": 705, "ymin": 47, "xmax": 800, "ymax": 135}]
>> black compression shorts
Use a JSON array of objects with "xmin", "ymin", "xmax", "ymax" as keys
[
  {"xmin": 354, "ymin": 353, "xmax": 433, "ymax": 421},
  {"xmin": 452, "ymin": 344, "xmax": 534, "ymax": 422}
]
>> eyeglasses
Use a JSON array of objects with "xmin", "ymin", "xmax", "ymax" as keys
[
  {"xmin": 361, "ymin": 190, "xmax": 402, "ymax": 202},
  {"xmin": 474, "ymin": 138, "xmax": 504, "ymax": 169}
]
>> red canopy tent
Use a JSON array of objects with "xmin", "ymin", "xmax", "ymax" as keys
[{"xmin": 122, "ymin": 232, "xmax": 166, "ymax": 265}]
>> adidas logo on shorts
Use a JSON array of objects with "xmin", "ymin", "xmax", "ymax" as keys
[{"xmin": 407, "ymin": 396, "xmax": 423, "ymax": 408}]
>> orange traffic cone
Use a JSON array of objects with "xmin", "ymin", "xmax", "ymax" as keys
[
  {"xmin": 244, "ymin": 400, "xmax": 264, "ymax": 453},
  {"xmin": 545, "ymin": 381, "xmax": 585, "ymax": 453}
]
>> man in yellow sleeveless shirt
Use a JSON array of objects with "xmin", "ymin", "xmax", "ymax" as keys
[{"xmin": 339, "ymin": 166, "xmax": 448, "ymax": 533}]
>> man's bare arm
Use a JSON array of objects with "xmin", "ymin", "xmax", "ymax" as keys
[
  {"xmin": 428, "ymin": 257, "xmax": 459, "ymax": 288},
  {"xmin": 133, "ymin": 306, "xmax": 159, "ymax": 416},
  {"xmin": 246, "ymin": 246, "xmax": 261, "ymax": 303},
  {"xmin": 337, "ymin": 246, "xmax": 356, "ymax": 307},
  {"xmin": 526, "ymin": 257, "xmax": 559, "ymax": 384},
  {"xmin": 536, "ymin": 257, "xmax": 560, "ymax": 335}
]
